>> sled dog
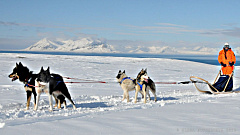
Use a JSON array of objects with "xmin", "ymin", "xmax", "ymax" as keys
[
  {"xmin": 9, "ymin": 62, "xmax": 65, "ymax": 110},
  {"xmin": 116, "ymin": 70, "xmax": 143, "ymax": 102},
  {"xmin": 34, "ymin": 67, "xmax": 76, "ymax": 111},
  {"xmin": 135, "ymin": 69, "xmax": 157, "ymax": 103},
  {"xmin": 8, "ymin": 62, "xmax": 37, "ymax": 110}
]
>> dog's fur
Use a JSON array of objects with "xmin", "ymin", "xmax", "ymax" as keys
[
  {"xmin": 8, "ymin": 62, "xmax": 38, "ymax": 110},
  {"xmin": 135, "ymin": 69, "xmax": 157, "ymax": 103},
  {"xmin": 116, "ymin": 70, "xmax": 143, "ymax": 102},
  {"xmin": 34, "ymin": 67, "xmax": 76, "ymax": 111}
]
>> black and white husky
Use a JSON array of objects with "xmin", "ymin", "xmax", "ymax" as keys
[
  {"xmin": 34, "ymin": 67, "xmax": 76, "ymax": 111},
  {"xmin": 116, "ymin": 70, "xmax": 143, "ymax": 102},
  {"xmin": 135, "ymin": 69, "xmax": 157, "ymax": 103},
  {"xmin": 8, "ymin": 62, "xmax": 37, "ymax": 110}
]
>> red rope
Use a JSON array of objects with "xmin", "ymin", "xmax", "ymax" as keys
[
  {"xmin": 26, "ymin": 75, "xmax": 194, "ymax": 88},
  {"xmin": 63, "ymin": 77, "xmax": 98, "ymax": 82},
  {"xmin": 26, "ymin": 84, "xmax": 39, "ymax": 87},
  {"xmin": 155, "ymin": 82, "xmax": 177, "ymax": 84},
  {"xmin": 65, "ymin": 81, "xmax": 107, "ymax": 84},
  {"xmin": 25, "ymin": 81, "xmax": 107, "ymax": 88},
  {"xmin": 26, "ymin": 81, "xmax": 192, "ymax": 88},
  {"xmin": 63, "ymin": 76, "xmax": 107, "ymax": 84}
]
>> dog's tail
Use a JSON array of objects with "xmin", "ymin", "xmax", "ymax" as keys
[{"xmin": 148, "ymin": 79, "xmax": 156, "ymax": 92}]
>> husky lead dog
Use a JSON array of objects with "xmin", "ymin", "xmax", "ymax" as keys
[
  {"xmin": 34, "ymin": 67, "xmax": 76, "ymax": 111},
  {"xmin": 8, "ymin": 62, "xmax": 38, "ymax": 110},
  {"xmin": 116, "ymin": 70, "xmax": 143, "ymax": 102},
  {"xmin": 135, "ymin": 69, "xmax": 157, "ymax": 103}
]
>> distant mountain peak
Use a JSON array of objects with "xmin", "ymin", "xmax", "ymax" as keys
[
  {"xmin": 25, "ymin": 38, "xmax": 115, "ymax": 53},
  {"xmin": 25, "ymin": 38, "xmax": 59, "ymax": 51}
]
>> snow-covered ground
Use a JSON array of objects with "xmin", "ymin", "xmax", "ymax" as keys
[{"xmin": 0, "ymin": 53, "xmax": 240, "ymax": 135}]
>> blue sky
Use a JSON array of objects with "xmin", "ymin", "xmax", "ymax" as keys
[{"xmin": 1, "ymin": 0, "xmax": 240, "ymax": 49}]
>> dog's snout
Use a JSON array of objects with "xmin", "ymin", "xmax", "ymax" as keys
[{"xmin": 8, "ymin": 74, "xmax": 14, "ymax": 78}]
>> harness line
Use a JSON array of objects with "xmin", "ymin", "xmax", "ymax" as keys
[{"xmin": 25, "ymin": 75, "xmax": 202, "ymax": 88}]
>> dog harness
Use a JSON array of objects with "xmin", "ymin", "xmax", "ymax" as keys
[
  {"xmin": 137, "ymin": 82, "xmax": 143, "ymax": 90},
  {"xmin": 120, "ymin": 77, "xmax": 143, "ymax": 90},
  {"xmin": 120, "ymin": 77, "xmax": 132, "ymax": 84},
  {"xmin": 51, "ymin": 75, "xmax": 64, "ymax": 89},
  {"xmin": 24, "ymin": 77, "xmax": 32, "ymax": 87},
  {"xmin": 56, "ymin": 81, "xmax": 63, "ymax": 86}
]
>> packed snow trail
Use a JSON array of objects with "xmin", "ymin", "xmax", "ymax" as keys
[{"xmin": 1, "ymin": 85, "xmax": 239, "ymax": 127}]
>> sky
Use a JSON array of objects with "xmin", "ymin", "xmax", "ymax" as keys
[{"xmin": 1, "ymin": 0, "xmax": 240, "ymax": 50}]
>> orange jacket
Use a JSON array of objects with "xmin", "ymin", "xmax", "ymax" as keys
[{"xmin": 218, "ymin": 49, "xmax": 236, "ymax": 65}]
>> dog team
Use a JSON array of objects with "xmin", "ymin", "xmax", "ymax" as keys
[{"xmin": 9, "ymin": 62, "xmax": 157, "ymax": 111}]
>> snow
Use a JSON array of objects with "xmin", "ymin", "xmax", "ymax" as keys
[
  {"xmin": 0, "ymin": 53, "xmax": 240, "ymax": 134},
  {"xmin": 25, "ymin": 38, "xmax": 115, "ymax": 53},
  {"xmin": 25, "ymin": 38, "xmax": 60, "ymax": 51},
  {"xmin": 24, "ymin": 38, "xmax": 223, "ymax": 54},
  {"xmin": 234, "ymin": 47, "xmax": 240, "ymax": 55},
  {"xmin": 193, "ymin": 46, "xmax": 219, "ymax": 54},
  {"xmin": 136, "ymin": 46, "xmax": 178, "ymax": 54}
]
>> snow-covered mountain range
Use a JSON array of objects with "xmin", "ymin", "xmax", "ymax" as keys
[
  {"xmin": 25, "ymin": 38, "xmax": 115, "ymax": 53},
  {"xmin": 25, "ymin": 38, "xmax": 240, "ymax": 54}
]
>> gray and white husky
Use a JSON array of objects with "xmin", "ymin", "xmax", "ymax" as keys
[
  {"xmin": 34, "ymin": 67, "xmax": 76, "ymax": 111},
  {"xmin": 135, "ymin": 69, "xmax": 157, "ymax": 103},
  {"xmin": 116, "ymin": 70, "xmax": 143, "ymax": 102}
]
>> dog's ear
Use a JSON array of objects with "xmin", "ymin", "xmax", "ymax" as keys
[
  {"xmin": 40, "ymin": 66, "xmax": 44, "ymax": 72},
  {"xmin": 118, "ymin": 70, "xmax": 121, "ymax": 73},
  {"xmin": 145, "ymin": 68, "xmax": 147, "ymax": 72},
  {"xmin": 46, "ymin": 67, "xmax": 50, "ymax": 74},
  {"xmin": 16, "ymin": 63, "xmax": 19, "ymax": 68},
  {"xmin": 19, "ymin": 62, "xmax": 23, "ymax": 67},
  {"xmin": 123, "ymin": 70, "xmax": 125, "ymax": 73},
  {"xmin": 140, "ymin": 68, "xmax": 144, "ymax": 73}
]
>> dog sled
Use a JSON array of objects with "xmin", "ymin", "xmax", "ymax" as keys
[{"xmin": 190, "ymin": 68, "xmax": 240, "ymax": 94}]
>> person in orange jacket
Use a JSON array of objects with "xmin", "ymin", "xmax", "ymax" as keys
[{"xmin": 218, "ymin": 43, "xmax": 236, "ymax": 75}]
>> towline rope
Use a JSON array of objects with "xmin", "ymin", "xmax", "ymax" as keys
[
  {"xmin": 64, "ymin": 77, "xmax": 202, "ymax": 84},
  {"xmin": 65, "ymin": 81, "xmax": 107, "ymax": 84},
  {"xmin": 63, "ymin": 76, "xmax": 107, "ymax": 83},
  {"xmin": 63, "ymin": 76, "xmax": 102, "ymax": 82},
  {"xmin": 155, "ymin": 81, "xmax": 204, "ymax": 84},
  {"xmin": 26, "ymin": 76, "xmax": 203, "ymax": 87}
]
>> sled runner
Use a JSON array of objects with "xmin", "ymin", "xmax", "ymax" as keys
[{"xmin": 190, "ymin": 69, "xmax": 240, "ymax": 94}]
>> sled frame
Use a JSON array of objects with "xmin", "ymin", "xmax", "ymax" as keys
[{"xmin": 190, "ymin": 71, "xmax": 235, "ymax": 94}]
